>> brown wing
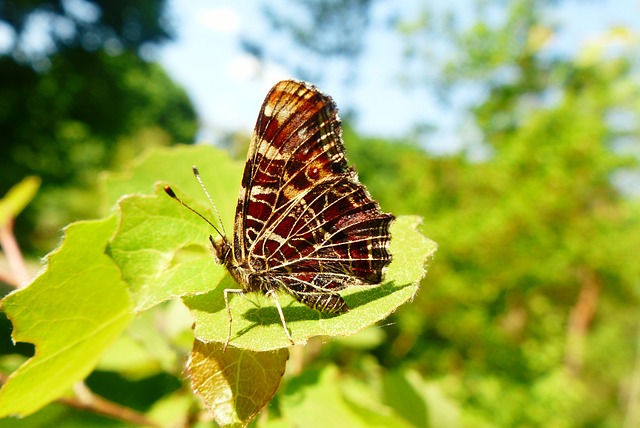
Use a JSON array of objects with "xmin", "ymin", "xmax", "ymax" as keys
[
  {"xmin": 234, "ymin": 79, "xmax": 393, "ymax": 311},
  {"xmin": 233, "ymin": 79, "xmax": 348, "ymax": 262},
  {"xmin": 263, "ymin": 174, "xmax": 393, "ymax": 312}
]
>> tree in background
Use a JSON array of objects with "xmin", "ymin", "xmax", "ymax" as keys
[
  {"xmin": 241, "ymin": 0, "xmax": 375, "ymax": 83},
  {"xmin": 0, "ymin": 1, "xmax": 197, "ymax": 251}
]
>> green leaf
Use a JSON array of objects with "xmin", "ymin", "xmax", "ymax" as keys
[
  {"xmin": 106, "ymin": 145, "xmax": 437, "ymax": 351},
  {"xmin": 0, "ymin": 176, "xmax": 40, "ymax": 227},
  {"xmin": 282, "ymin": 365, "xmax": 393, "ymax": 428},
  {"xmin": 104, "ymin": 144, "xmax": 242, "ymax": 311},
  {"xmin": 0, "ymin": 216, "xmax": 134, "ymax": 417},
  {"xmin": 383, "ymin": 370, "xmax": 460, "ymax": 428},
  {"xmin": 107, "ymin": 189, "xmax": 225, "ymax": 311},
  {"xmin": 187, "ymin": 340, "xmax": 289, "ymax": 428},
  {"xmin": 185, "ymin": 216, "xmax": 436, "ymax": 351}
]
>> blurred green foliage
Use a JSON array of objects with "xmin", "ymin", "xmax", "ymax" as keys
[
  {"xmin": 0, "ymin": 1, "xmax": 197, "ymax": 253},
  {"xmin": 2, "ymin": 0, "xmax": 640, "ymax": 427},
  {"xmin": 355, "ymin": 4, "xmax": 639, "ymax": 428}
]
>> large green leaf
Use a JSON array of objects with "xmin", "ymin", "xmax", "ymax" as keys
[
  {"xmin": 185, "ymin": 216, "xmax": 435, "ymax": 351},
  {"xmin": 106, "ymin": 145, "xmax": 436, "ymax": 351},
  {"xmin": 0, "ymin": 217, "xmax": 133, "ymax": 417}
]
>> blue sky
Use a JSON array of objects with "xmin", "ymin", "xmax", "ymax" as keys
[
  {"xmin": 157, "ymin": 0, "xmax": 640, "ymax": 152},
  {"xmin": 157, "ymin": 0, "xmax": 423, "ymax": 143},
  {"xmin": 2, "ymin": 0, "xmax": 638, "ymax": 150}
]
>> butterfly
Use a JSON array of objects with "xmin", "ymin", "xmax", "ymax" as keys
[{"xmin": 165, "ymin": 79, "xmax": 394, "ymax": 350}]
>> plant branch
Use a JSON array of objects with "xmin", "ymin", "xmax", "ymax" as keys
[
  {"xmin": 0, "ymin": 219, "xmax": 29, "ymax": 287},
  {"xmin": 565, "ymin": 268, "xmax": 600, "ymax": 376},
  {"xmin": 58, "ymin": 382, "xmax": 161, "ymax": 427},
  {"xmin": 0, "ymin": 374, "xmax": 159, "ymax": 427}
]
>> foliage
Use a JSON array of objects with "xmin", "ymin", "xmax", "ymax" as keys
[
  {"xmin": 0, "ymin": 216, "xmax": 133, "ymax": 416},
  {"xmin": 1, "ymin": 0, "xmax": 172, "ymax": 55},
  {"xmin": 0, "ymin": 2, "xmax": 197, "ymax": 253},
  {"xmin": 0, "ymin": 145, "xmax": 435, "ymax": 427},
  {"xmin": 243, "ymin": 0, "xmax": 375, "ymax": 82}
]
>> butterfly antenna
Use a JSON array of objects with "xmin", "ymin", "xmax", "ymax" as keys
[
  {"xmin": 192, "ymin": 165, "xmax": 227, "ymax": 238},
  {"xmin": 163, "ymin": 184, "xmax": 225, "ymax": 240}
]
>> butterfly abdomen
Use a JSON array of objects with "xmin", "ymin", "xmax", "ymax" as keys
[{"xmin": 298, "ymin": 293, "xmax": 348, "ymax": 313}]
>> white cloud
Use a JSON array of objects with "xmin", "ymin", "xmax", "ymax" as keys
[
  {"xmin": 226, "ymin": 53, "xmax": 260, "ymax": 80},
  {"xmin": 197, "ymin": 6, "xmax": 239, "ymax": 34},
  {"xmin": 226, "ymin": 53, "xmax": 290, "ymax": 83}
]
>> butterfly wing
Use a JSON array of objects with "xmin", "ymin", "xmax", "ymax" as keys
[
  {"xmin": 265, "ymin": 173, "xmax": 394, "ymax": 312},
  {"xmin": 234, "ymin": 80, "xmax": 393, "ymax": 311}
]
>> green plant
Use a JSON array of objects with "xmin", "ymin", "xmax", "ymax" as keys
[{"xmin": 0, "ymin": 145, "xmax": 436, "ymax": 427}]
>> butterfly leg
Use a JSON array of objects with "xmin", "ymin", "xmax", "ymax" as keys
[
  {"xmin": 223, "ymin": 288, "xmax": 245, "ymax": 351},
  {"xmin": 266, "ymin": 290, "xmax": 295, "ymax": 346}
]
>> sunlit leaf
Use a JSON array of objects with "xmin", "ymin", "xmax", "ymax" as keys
[
  {"xmin": 108, "ymin": 189, "xmax": 225, "ymax": 312},
  {"xmin": 185, "ymin": 216, "xmax": 436, "ymax": 351},
  {"xmin": 0, "ymin": 217, "xmax": 134, "ymax": 417},
  {"xmin": 281, "ymin": 365, "xmax": 388, "ymax": 428},
  {"xmin": 105, "ymin": 145, "xmax": 242, "ymax": 311},
  {"xmin": 0, "ymin": 176, "xmax": 40, "ymax": 228},
  {"xmin": 187, "ymin": 340, "xmax": 289, "ymax": 428}
]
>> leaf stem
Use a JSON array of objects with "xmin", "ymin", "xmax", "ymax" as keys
[
  {"xmin": 0, "ymin": 374, "xmax": 160, "ymax": 427},
  {"xmin": 58, "ymin": 382, "xmax": 161, "ymax": 427},
  {"xmin": 565, "ymin": 268, "xmax": 600, "ymax": 376},
  {"xmin": 0, "ymin": 219, "xmax": 29, "ymax": 287}
]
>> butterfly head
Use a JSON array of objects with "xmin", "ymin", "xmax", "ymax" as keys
[{"xmin": 208, "ymin": 234, "xmax": 232, "ymax": 265}]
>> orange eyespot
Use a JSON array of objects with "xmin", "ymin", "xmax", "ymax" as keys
[{"xmin": 308, "ymin": 166, "xmax": 320, "ymax": 180}]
